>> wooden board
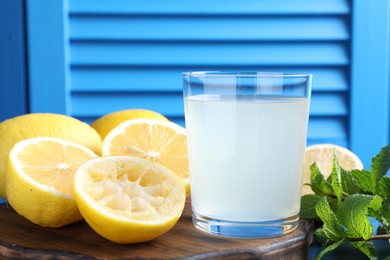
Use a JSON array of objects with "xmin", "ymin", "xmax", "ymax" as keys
[{"xmin": 0, "ymin": 199, "xmax": 313, "ymax": 259}]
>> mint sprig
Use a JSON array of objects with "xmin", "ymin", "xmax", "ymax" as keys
[
  {"xmin": 371, "ymin": 145, "xmax": 390, "ymax": 187},
  {"xmin": 301, "ymin": 144, "xmax": 390, "ymax": 259},
  {"xmin": 330, "ymin": 151, "xmax": 343, "ymax": 202}
]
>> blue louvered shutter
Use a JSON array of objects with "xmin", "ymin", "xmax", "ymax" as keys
[
  {"xmin": 66, "ymin": 0, "xmax": 351, "ymax": 148},
  {"xmin": 28, "ymin": 0, "xmax": 351, "ymax": 148}
]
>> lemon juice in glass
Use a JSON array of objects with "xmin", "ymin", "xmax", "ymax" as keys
[{"xmin": 183, "ymin": 72, "xmax": 312, "ymax": 238}]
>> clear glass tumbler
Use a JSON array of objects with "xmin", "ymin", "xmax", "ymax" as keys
[{"xmin": 183, "ymin": 72, "xmax": 312, "ymax": 238}]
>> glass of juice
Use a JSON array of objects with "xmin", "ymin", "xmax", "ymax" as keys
[{"xmin": 183, "ymin": 71, "xmax": 312, "ymax": 238}]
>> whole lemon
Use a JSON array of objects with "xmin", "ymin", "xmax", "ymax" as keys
[
  {"xmin": 0, "ymin": 113, "xmax": 101, "ymax": 198},
  {"xmin": 91, "ymin": 109, "xmax": 168, "ymax": 140}
]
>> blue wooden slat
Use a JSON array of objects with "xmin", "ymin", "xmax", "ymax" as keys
[
  {"xmin": 27, "ymin": 0, "xmax": 70, "ymax": 114},
  {"xmin": 308, "ymin": 118, "xmax": 347, "ymax": 141},
  {"xmin": 65, "ymin": 0, "xmax": 352, "ymax": 152},
  {"xmin": 20, "ymin": 0, "xmax": 379, "ymax": 184},
  {"xmin": 0, "ymin": 0, "xmax": 27, "ymax": 122},
  {"xmin": 350, "ymin": 0, "xmax": 390, "ymax": 166},
  {"xmin": 307, "ymin": 118, "xmax": 348, "ymax": 148},
  {"xmin": 311, "ymin": 68, "xmax": 348, "ymax": 91},
  {"xmin": 71, "ymin": 92, "xmax": 184, "ymax": 118},
  {"xmin": 70, "ymin": 42, "xmax": 348, "ymax": 66},
  {"xmin": 69, "ymin": 16, "xmax": 349, "ymax": 41},
  {"xmin": 307, "ymin": 140, "xmax": 348, "ymax": 148},
  {"xmin": 309, "ymin": 93, "xmax": 347, "ymax": 116},
  {"xmin": 68, "ymin": 0, "xmax": 349, "ymax": 15},
  {"xmin": 307, "ymin": 139, "xmax": 348, "ymax": 149},
  {"xmin": 71, "ymin": 67, "xmax": 348, "ymax": 92}
]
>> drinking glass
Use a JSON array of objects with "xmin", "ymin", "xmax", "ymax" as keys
[{"xmin": 183, "ymin": 72, "xmax": 312, "ymax": 238}]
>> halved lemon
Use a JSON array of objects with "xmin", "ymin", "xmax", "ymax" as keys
[
  {"xmin": 73, "ymin": 156, "xmax": 186, "ymax": 244},
  {"xmin": 0, "ymin": 113, "xmax": 102, "ymax": 199},
  {"xmin": 301, "ymin": 144, "xmax": 364, "ymax": 195},
  {"xmin": 101, "ymin": 119, "xmax": 190, "ymax": 193},
  {"xmin": 6, "ymin": 137, "xmax": 97, "ymax": 227}
]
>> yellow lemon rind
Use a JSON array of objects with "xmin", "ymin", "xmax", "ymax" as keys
[
  {"xmin": 0, "ymin": 113, "xmax": 102, "ymax": 199},
  {"xmin": 91, "ymin": 109, "xmax": 168, "ymax": 140},
  {"xmin": 73, "ymin": 156, "xmax": 186, "ymax": 244},
  {"xmin": 6, "ymin": 137, "xmax": 98, "ymax": 227}
]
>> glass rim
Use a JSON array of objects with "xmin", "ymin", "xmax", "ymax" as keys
[{"xmin": 182, "ymin": 71, "xmax": 312, "ymax": 78}]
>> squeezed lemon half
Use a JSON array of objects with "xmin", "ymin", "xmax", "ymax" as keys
[{"xmin": 73, "ymin": 156, "xmax": 186, "ymax": 244}]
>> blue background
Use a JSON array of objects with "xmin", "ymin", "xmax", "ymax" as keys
[
  {"xmin": 1, "ymin": 1, "xmax": 390, "ymax": 258},
  {"xmin": 1, "ymin": 0, "xmax": 389, "ymax": 168}
]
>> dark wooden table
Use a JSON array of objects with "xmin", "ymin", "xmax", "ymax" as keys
[
  {"xmin": 0, "ymin": 198, "xmax": 309, "ymax": 259},
  {"xmin": 1, "ymin": 199, "xmax": 389, "ymax": 259}
]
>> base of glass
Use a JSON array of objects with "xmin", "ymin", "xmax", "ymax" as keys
[{"xmin": 192, "ymin": 212, "xmax": 300, "ymax": 238}]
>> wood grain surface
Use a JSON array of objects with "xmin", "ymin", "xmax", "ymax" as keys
[{"xmin": 0, "ymin": 198, "xmax": 313, "ymax": 259}]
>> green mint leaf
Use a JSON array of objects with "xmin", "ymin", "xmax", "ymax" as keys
[
  {"xmin": 351, "ymin": 169, "xmax": 375, "ymax": 193},
  {"xmin": 368, "ymin": 208, "xmax": 383, "ymax": 220},
  {"xmin": 369, "ymin": 195, "xmax": 383, "ymax": 211},
  {"xmin": 351, "ymin": 241, "xmax": 379, "ymax": 260},
  {"xmin": 370, "ymin": 211, "xmax": 384, "ymax": 221},
  {"xmin": 371, "ymin": 144, "xmax": 390, "ymax": 187},
  {"xmin": 368, "ymin": 195, "xmax": 383, "ymax": 220},
  {"xmin": 301, "ymin": 195, "xmax": 338, "ymax": 220},
  {"xmin": 383, "ymin": 197, "xmax": 390, "ymax": 225},
  {"xmin": 341, "ymin": 168, "xmax": 361, "ymax": 195},
  {"xmin": 310, "ymin": 163, "xmax": 333, "ymax": 196},
  {"xmin": 300, "ymin": 194, "xmax": 323, "ymax": 219},
  {"xmin": 315, "ymin": 197, "xmax": 345, "ymax": 241},
  {"xmin": 315, "ymin": 238, "xmax": 345, "ymax": 260},
  {"xmin": 327, "ymin": 197, "xmax": 339, "ymax": 213},
  {"xmin": 337, "ymin": 194, "xmax": 381, "ymax": 240},
  {"xmin": 330, "ymin": 151, "xmax": 343, "ymax": 202},
  {"xmin": 314, "ymin": 228, "xmax": 329, "ymax": 247},
  {"xmin": 377, "ymin": 176, "xmax": 390, "ymax": 198}
]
